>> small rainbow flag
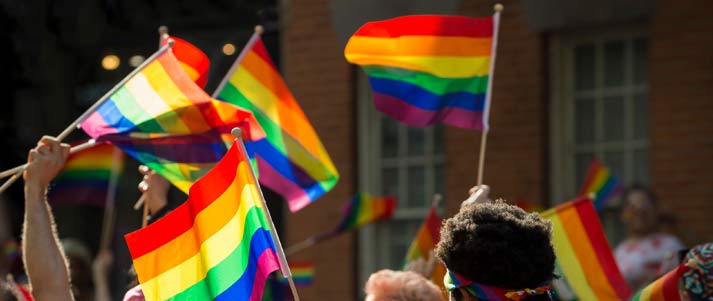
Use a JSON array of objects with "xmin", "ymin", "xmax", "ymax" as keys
[
  {"xmin": 214, "ymin": 31, "xmax": 339, "ymax": 212},
  {"xmin": 280, "ymin": 262, "xmax": 314, "ymax": 286},
  {"xmin": 80, "ymin": 48, "xmax": 263, "ymax": 193},
  {"xmin": 124, "ymin": 141, "xmax": 281, "ymax": 301},
  {"xmin": 541, "ymin": 196, "xmax": 632, "ymax": 301},
  {"xmin": 631, "ymin": 264, "xmax": 687, "ymax": 301},
  {"xmin": 48, "ymin": 142, "xmax": 124, "ymax": 207},
  {"xmin": 344, "ymin": 14, "xmax": 500, "ymax": 130},
  {"xmin": 161, "ymin": 35, "xmax": 210, "ymax": 88},
  {"xmin": 404, "ymin": 207, "xmax": 446, "ymax": 291},
  {"xmin": 334, "ymin": 193, "xmax": 396, "ymax": 232},
  {"xmin": 579, "ymin": 159, "xmax": 623, "ymax": 210}
]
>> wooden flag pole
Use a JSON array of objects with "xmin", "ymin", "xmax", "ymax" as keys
[
  {"xmin": 231, "ymin": 127, "xmax": 300, "ymax": 301},
  {"xmin": 158, "ymin": 25, "xmax": 169, "ymax": 47},
  {"xmin": 99, "ymin": 147, "xmax": 122, "ymax": 250},
  {"xmin": 141, "ymin": 196, "xmax": 150, "ymax": 228},
  {"xmin": 476, "ymin": 3, "xmax": 503, "ymax": 186},
  {"xmin": 0, "ymin": 139, "xmax": 98, "ymax": 194},
  {"xmin": 431, "ymin": 193, "xmax": 443, "ymax": 209},
  {"xmin": 212, "ymin": 25, "xmax": 263, "ymax": 98},
  {"xmin": 285, "ymin": 231, "xmax": 339, "ymax": 256},
  {"xmin": 0, "ymin": 42, "xmax": 175, "ymax": 193},
  {"xmin": 476, "ymin": 130, "xmax": 488, "ymax": 186}
]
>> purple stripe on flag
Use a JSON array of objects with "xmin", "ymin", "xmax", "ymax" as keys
[
  {"xmin": 373, "ymin": 92, "xmax": 484, "ymax": 130},
  {"xmin": 256, "ymin": 156, "xmax": 312, "ymax": 212}
]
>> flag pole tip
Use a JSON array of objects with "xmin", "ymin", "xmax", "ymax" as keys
[
  {"xmin": 494, "ymin": 3, "xmax": 504, "ymax": 12},
  {"xmin": 158, "ymin": 25, "xmax": 169, "ymax": 35},
  {"xmin": 254, "ymin": 25, "xmax": 265, "ymax": 35},
  {"xmin": 231, "ymin": 127, "xmax": 243, "ymax": 139}
]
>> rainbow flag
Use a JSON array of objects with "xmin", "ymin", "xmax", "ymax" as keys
[
  {"xmin": 80, "ymin": 49, "xmax": 263, "ymax": 193},
  {"xmin": 579, "ymin": 159, "xmax": 623, "ymax": 210},
  {"xmin": 214, "ymin": 31, "xmax": 339, "ymax": 212},
  {"xmin": 404, "ymin": 207, "xmax": 446, "ymax": 290},
  {"xmin": 124, "ymin": 141, "xmax": 281, "ymax": 301},
  {"xmin": 161, "ymin": 35, "xmax": 210, "ymax": 88},
  {"xmin": 48, "ymin": 142, "xmax": 124, "ymax": 207},
  {"xmin": 631, "ymin": 264, "xmax": 687, "ymax": 301},
  {"xmin": 280, "ymin": 262, "xmax": 314, "ymax": 286},
  {"xmin": 344, "ymin": 14, "xmax": 500, "ymax": 130},
  {"xmin": 541, "ymin": 197, "xmax": 632, "ymax": 301},
  {"xmin": 334, "ymin": 193, "xmax": 396, "ymax": 232}
]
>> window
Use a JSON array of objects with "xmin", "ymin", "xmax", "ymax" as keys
[
  {"xmin": 357, "ymin": 73, "xmax": 446, "ymax": 285},
  {"xmin": 550, "ymin": 30, "xmax": 649, "ymax": 244}
]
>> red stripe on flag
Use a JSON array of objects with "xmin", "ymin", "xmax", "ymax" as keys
[
  {"xmin": 124, "ymin": 144, "xmax": 242, "ymax": 259},
  {"xmin": 662, "ymin": 265, "xmax": 687, "ymax": 301},
  {"xmin": 579, "ymin": 159, "xmax": 603, "ymax": 195},
  {"xmin": 574, "ymin": 197, "xmax": 632, "ymax": 300},
  {"xmin": 353, "ymin": 15, "xmax": 494, "ymax": 38}
]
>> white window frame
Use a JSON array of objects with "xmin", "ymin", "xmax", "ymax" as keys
[
  {"xmin": 549, "ymin": 27, "xmax": 649, "ymax": 205},
  {"xmin": 356, "ymin": 72, "xmax": 446, "ymax": 290}
]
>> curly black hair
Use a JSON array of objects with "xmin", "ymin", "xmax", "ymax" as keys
[{"xmin": 435, "ymin": 200, "xmax": 556, "ymax": 292}]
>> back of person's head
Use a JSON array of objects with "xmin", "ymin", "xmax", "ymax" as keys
[
  {"xmin": 435, "ymin": 200, "xmax": 555, "ymax": 301},
  {"xmin": 364, "ymin": 269, "xmax": 443, "ymax": 301}
]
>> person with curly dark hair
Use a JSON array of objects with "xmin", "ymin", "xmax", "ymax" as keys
[{"xmin": 435, "ymin": 198, "xmax": 556, "ymax": 301}]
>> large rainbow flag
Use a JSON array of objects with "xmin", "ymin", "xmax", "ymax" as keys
[
  {"xmin": 80, "ymin": 48, "xmax": 263, "ymax": 193},
  {"xmin": 48, "ymin": 142, "xmax": 124, "ymax": 207},
  {"xmin": 541, "ymin": 197, "xmax": 632, "ymax": 301},
  {"xmin": 344, "ymin": 14, "xmax": 500, "ymax": 130},
  {"xmin": 161, "ymin": 35, "xmax": 210, "ymax": 88},
  {"xmin": 124, "ymin": 141, "xmax": 281, "ymax": 301},
  {"xmin": 631, "ymin": 264, "xmax": 687, "ymax": 301},
  {"xmin": 404, "ymin": 207, "xmax": 446, "ymax": 291},
  {"xmin": 579, "ymin": 159, "xmax": 623, "ymax": 210},
  {"xmin": 214, "ymin": 31, "xmax": 339, "ymax": 212}
]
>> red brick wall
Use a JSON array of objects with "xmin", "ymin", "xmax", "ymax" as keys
[
  {"xmin": 649, "ymin": 0, "xmax": 713, "ymax": 244},
  {"xmin": 281, "ymin": 0, "xmax": 356, "ymax": 300},
  {"xmin": 446, "ymin": 0, "xmax": 548, "ymax": 215}
]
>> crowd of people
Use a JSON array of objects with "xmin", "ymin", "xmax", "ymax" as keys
[{"xmin": 0, "ymin": 138, "xmax": 711, "ymax": 301}]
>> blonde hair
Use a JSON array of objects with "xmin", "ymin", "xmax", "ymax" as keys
[{"xmin": 365, "ymin": 269, "xmax": 443, "ymax": 301}]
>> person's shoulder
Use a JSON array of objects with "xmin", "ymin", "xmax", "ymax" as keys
[{"xmin": 650, "ymin": 233, "xmax": 684, "ymax": 249}]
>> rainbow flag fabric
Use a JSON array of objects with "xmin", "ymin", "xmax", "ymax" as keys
[
  {"xmin": 541, "ymin": 197, "xmax": 632, "ymax": 301},
  {"xmin": 631, "ymin": 264, "xmax": 687, "ymax": 301},
  {"xmin": 404, "ymin": 207, "xmax": 446, "ymax": 290},
  {"xmin": 48, "ymin": 142, "xmax": 124, "ymax": 207},
  {"xmin": 214, "ymin": 32, "xmax": 339, "ymax": 212},
  {"xmin": 280, "ymin": 262, "xmax": 314, "ymax": 286},
  {"xmin": 334, "ymin": 193, "xmax": 396, "ymax": 232},
  {"xmin": 80, "ymin": 49, "xmax": 263, "ymax": 193},
  {"xmin": 161, "ymin": 35, "xmax": 211, "ymax": 88},
  {"xmin": 579, "ymin": 159, "xmax": 623, "ymax": 210},
  {"xmin": 344, "ymin": 15, "xmax": 499, "ymax": 130},
  {"xmin": 124, "ymin": 141, "xmax": 281, "ymax": 301}
]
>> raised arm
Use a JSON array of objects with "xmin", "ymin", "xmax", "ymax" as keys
[{"xmin": 22, "ymin": 136, "xmax": 73, "ymax": 301}]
